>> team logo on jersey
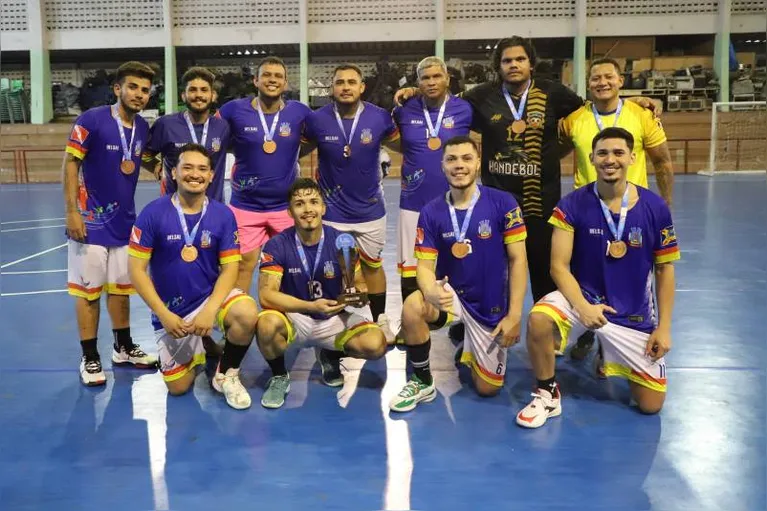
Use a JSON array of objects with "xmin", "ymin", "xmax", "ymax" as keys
[
  {"xmin": 211, "ymin": 138, "xmax": 221, "ymax": 152},
  {"xmin": 478, "ymin": 219, "xmax": 492, "ymax": 239},
  {"xmin": 279, "ymin": 122, "xmax": 292, "ymax": 137},
  {"xmin": 360, "ymin": 128, "xmax": 373, "ymax": 145},
  {"xmin": 505, "ymin": 207, "xmax": 523, "ymax": 229},
  {"xmin": 526, "ymin": 111, "xmax": 544, "ymax": 130},
  {"xmin": 71, "ymin": 125, "xmax": 89, "ymax": 144},
  {"xmin": 323, "ymin": 260, "xmax": 335, "ymax": 279},
  {"xmin": 416, "ymin": 227, "xmax": 425, "ymax": 245},
  {"xmin": 233, "ymin": 230, "xmax": 240, "ymax": 246},
  {"xmin": 442, "ymin": 116, "xmax": 454, "ymax": 129},
  {"xmin": 130, "ymin": 226, "xmax": 142, "ymax": 244},
  {"xmin": 402, "ymin": 168, "xmax": 425, "ymax": 192},
  {"xmin": 260, "ymin": 251, "xmax": 273, "ymax": 263},
  {"xmin": 629, "ymin": 227, "xmax": 643, "ymax": 247},
  {"xmin": 660, "ymin": 226, "xmax": 677, "ymax": 247},
  {"xmin": 200, "ymin": 230, "xmax": 212, "ymax": 248},
  {"xmin": 134, "ymin": 141, "xmax": 143, "ymax": 157},
  {"xmin": 491, "ymin": 113, "xmax": 504, "ymax": 123}
]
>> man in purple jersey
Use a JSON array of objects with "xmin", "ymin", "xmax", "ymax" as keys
[
  {"xmin": 390, "ymin": 56, "xmax": 473, "ymax": 344},
  {"xmin": 144, "ymin": 67, "xmax": 231, "ymax": 202},
  {"xmin": 63, "ymin": 61, "xmax": 158, "ymax": 386},
  {"xmin": 256, "ymin": 178, "xmax": 387, "ymax": 408},
  {"xmin": 218, "ymin": 56, "xmax": 312, "ymax": 293},
  {"xmin": 389, "ymin": 136, "xmax": 528, "ymax": 412},
  {"xmin": 303, "ymin": 64, "xmax": 401, "ymax": 344},
  {"xmin": 516, "ymin": 128, "xmax": 679, "ymax": 429},
  {"xmin": 129, "ymin": 144, "xmax": 258, "ymax": 409}
]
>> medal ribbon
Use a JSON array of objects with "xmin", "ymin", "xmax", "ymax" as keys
[
  {"xmin": 111, "ymin": 103, "xmax": 136, "ymax": 162},
  {"xmin": 591, "ymin": 99, "xmax": 624, "ymax": 132},
  {"xmin": 172, "ymin": 193, "xmax": 209, "ymax": 247},
  {"xmin": 333, "ymin": 103, "xmax": 364, "ymax": 149},
  {"xmin": 183, "ymin": 111, "xmax": 210, "ymax": 146},
  {"xmin": 256, "ymin": 98, "xmax": 281, "ymax": 143},
  {"xmin": 593, "ymin": 182, "xmax": 630, "ymax": 242},
  {"xmin": 501, "ymin": 82, "xmax": 530, "ymax": 122},
  {"xmin": 295, "ymin": 230, "xmax": 326, "ymax": 282},
  {"xmin": 423, "ymin": 96, "xmax": 448, "ymax": 139},
  {"xmin": 446, "ymin": 187, "xmax": 480, "ymax": 243}
]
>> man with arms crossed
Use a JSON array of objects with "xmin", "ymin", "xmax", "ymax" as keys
[
  {"xmin": 256, "ymin": 178, "xmax": 387, "ymax": 409},
  {"xmin": 218, "ymin": 56, "xmax": 312, "ymax": 292},
  {"xmin": 64, "ymin": 61, "xmax": 157, "ymax": 386},
  {"xmin": 389, "ymin": 136, "xmax": 528, "ymax": 411},
  {"xmin": 516, "ymin": 127, "xmax": 679, "ymax": 428},
  {"xmin": 129, "ymin": 144, "xmax": 257, "ymax": 409}
]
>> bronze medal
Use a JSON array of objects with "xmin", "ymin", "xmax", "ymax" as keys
[
  {"xmin": 120, "ymin": 160, "xmax": 135, "ymax": 175},
  {"xmin": 262, "ymin": 140, "xmax": 277, "ymax": 154},
  {"xmin": 427, "ymin": 137, "xmax": 442, "ymax": 151},
  {"xmin": 608, "ymin": 240, "xmax": 627, "ymax": 259},
  {"xmin": 511, "ymin": 120, "xmax": 527, "ymax": 134},
  {"xmin": 180, "ymin": 245, "xmax": 198, "ymax": 262},
  {"xmin": 343, "ymin": 145, "xmax": 351, "ymax": 158},
  {"xmin": 451, "ymin": 241, "xmax": 470, "ymax": 259}
]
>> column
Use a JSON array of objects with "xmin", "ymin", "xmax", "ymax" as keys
[
  {"xmin": 573, "ymin": 0, "xmax": 587, "ymax": 97},
  {"xmin": 162, "ymin": 0, "xmax": 177, "ymax": 114},
  {"xmin": 299, "ymin": 0, "xmax": 309, "ymax": 105},
  {"xmin": 435, "ymin": 0, "xmax": 445, "ymax": 60},
  {"xmin": 27, "ymin": 0, "xmax": 53, "ymax": 123},
  {"xmin": 714, "ymin": 0, "xmax": 732, "ymax": 103}
]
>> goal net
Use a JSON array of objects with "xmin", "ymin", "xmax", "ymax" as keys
[{"xmin": 700, "ymin": 101, "xmax": 767, "ymax": 176}]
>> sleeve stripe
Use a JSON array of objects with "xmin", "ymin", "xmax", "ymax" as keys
[
  {"xmin": 504, "ymin": 230, "xmax": 528, "ymax": 244},
  {"xmin": 65, "ymin": 145, "xmax": 86, "ymax": 160},
  {"xmin": 128, "ymin": 242, "xmax": 152, "ymax": 254},
  {"xmin": 654, "ymin": 246, "xmax": 678, "ymax": 256},
  {"xmin": 414, "ymin": 247, "xmax": 437, "ymax": 260},
  {"xmin": 504, "ymin": 226, "xmax": 526, "ymax": 237},
  {"xmin": 219, "ymin": 249, "xmax": 240, "ymax": 258},
  {"xmin": 219, "ymin": 254, "xmax": 242, "ymax": 265},
  {"xmin": 654, "ymin": 248, "xmax": 680, "ymax": 264},
  {"xmin": 128, "ymin": 247, "xmax": 151, "ymax": 260},
  {"xmin": 548, "ymin": 217, "xmax": 574, "ymax": 232},
  {"xmin": 261, "ymin": 268, "xmax": 284, "ymax": 277}
]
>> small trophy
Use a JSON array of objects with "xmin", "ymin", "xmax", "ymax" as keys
[{"xmin": 335, "ymin": 233, "xmax": 368, "ymax": 307}]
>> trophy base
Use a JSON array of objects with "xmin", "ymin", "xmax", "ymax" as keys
[{"xmin": 337, "ymin": 292, "xmax": 369, "ymax": 308}]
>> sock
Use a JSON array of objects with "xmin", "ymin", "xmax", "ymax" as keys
[
  {"xmin": 219, "ymin": 340, "xmax": 249, "ymax": 374},
  {"xmin": 266, "ymin": 354, "xmax": 287, "ymax": 377},
  {"xmin": 537, "ymin": 376, "xmax": 559, "ymax": 397},
  {"xmin": 408, "ymin": 338, "xmax": 432, "ymax": 385},
  {"xmin": 80, "ymin": 338, "xmax": 99, "ymax": 360},
  {"xmin": 368, "ymin": 292, "xmax": 386, "ymax": 322},
  {"xmin": 400, "ymin": 276, "xmax": 419, "ymax": 303},
  {"xmin": 112, "ymin": 327, "xmax": 132, "ymax": 351}
]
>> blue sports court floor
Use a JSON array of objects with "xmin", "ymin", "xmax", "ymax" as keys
[{"xmin": 0, "ymin": 176, "xmax": 765, "ymax": 511}]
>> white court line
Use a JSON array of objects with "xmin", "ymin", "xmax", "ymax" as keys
[
  {"xmin": 380, "ymin": 349, "xmax": 413, "ymax": 511},
  {"xmin": 0, "ymin": 217, "xmax": 65, "ymax": 225},
  {"xmin": 0, "ymin": 289, "xmax": 68, "ymax": 297},
  {"xmin": 0, "ymin": 242, "xmax": 67, "ymax": 269},
  {"xmin": 1, "ymin": 224, "xmax": 65, "ymax": 233},
  {"xmin": 1, "ymin": 269, "xmax": 67, "ymax": 275}
]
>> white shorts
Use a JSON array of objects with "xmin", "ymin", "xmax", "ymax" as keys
[
  {"xmin": 443, "ymin": 283, "xmax": 507, "ymax": 388},
  {"xmin": 67, "ymin": 240, "xmax": 133, "ymax": 300},
  {"xmin": 396, "ymin": 209, "xmax": 420, "ymax": 278},
  {"xmin": 156, "ymin": 289, "xmax": 253, "ymax": 382},
  {"xmin": 323, "ymin": 216, "xmax": 386, "ymax": 268},
  {"xmin": 531, "ymin": 291, "xmax": 667, "ymax": 392},
  {"xmin": 259, "ymin": 309, "xmax": 378, "ymax": 351}
]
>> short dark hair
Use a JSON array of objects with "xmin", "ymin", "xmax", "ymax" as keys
[
  {"xmin": 443, "ymin": 135, "xmax": 480, "ymax": 156},
  {"xmin": 257, "ymin": 56, "xmax": 288, "ymax": 77},
  {"xmin": 177, "ymin": 143, "xmax": 212, "ymax": 168},
  {"xmin": 491, "ymin": 37, "xmax": 537, "ymax": 77},
  {"xmin": 590, "ymin": 58, "xmax": 622, "ymax": 76},
  {"xmin": 115, "ymin": 61, "xmax": 155, "ymax": 85},
  {"xmin": 287, "ymin": 178, "xmax": 323, "ymax": 203},
  {"xmin": 332, "ymin": 64, "xmax": 364, "ymax": 81},
  {"xmin": 592, "ymin": 127, "xmax": 635, "ymax": 152},
  {"xmin": 181, "ymin": 66, "xmax": 216, "ymax": 87}
]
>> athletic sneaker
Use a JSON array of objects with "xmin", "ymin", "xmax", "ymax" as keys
[
  {"xmin": 80, "ymin": 356, "xmax": 106, "ymax": 386},
  {"xmin": 377, "ymin": 314, "xmax": 396, "ymax": 344},
  {"xmin": 212, "ymin": 367, "xmax": 251, "ymax": 410},
  {"xmin": 516, "ymin": 387, "xmax": 562, "ymax": 429},
  {"xmin": 112, "ymin": 344, "xmax": 157, "ymax": 368},
  {"xmin": 261, "ymin": 374, "xmax": 291, "ymax": 409},
  {"xmin": 570, "ymin": 331, "xmax": 596, "ymax": 360},
  {"xmin": 448, "ymin": 322, "xmax": 464, "ymax": 344},
  {"xmin": 389, "ymin": 375, "xmax": 437, "ymax": 412},
  {"xmin": 315, "ymin": 347, "xmax": 344, "ymax": 387}
]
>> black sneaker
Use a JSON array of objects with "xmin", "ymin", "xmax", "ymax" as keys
[
  {"xmin": 315, "ymin": 348, "xmax": 344, "ymax": 387},
  {"xmin": 570, "ymin": 331, "xmax": 596, "ymax": 361},
  {"xmin": 448, "ymin": 322, "xmax": 465, "ymax": 344}
]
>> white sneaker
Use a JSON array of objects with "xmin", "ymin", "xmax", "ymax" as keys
[
  {"xmin": 377, "ymin": 314, "xmax": 396, "ymax": 344},
  {"xmin": 212, "ymin": 367, "xmax": 252, "ymax": 410},
  {"xmin": 80, "ymin": 356, "xmax": 106, "ymax": 386},
  {"xmin": 516, "ymin": 387, "xmax": 562, "ymax": 429},
  {"xmin": 389, "ymin": 375, "xmax": 437, "ymax": 412},
  {"xmin": 112, "ymin": 344, "xmax": 157, "ymax": 369}
]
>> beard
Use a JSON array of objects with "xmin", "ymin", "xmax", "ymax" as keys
[
  {"xmin": 185, "ymin": 100, "xmax": 210, "ymax": 114},
  {"xmin": 120, "ymin": 96, "xmax": 142, "ymax": 115}
]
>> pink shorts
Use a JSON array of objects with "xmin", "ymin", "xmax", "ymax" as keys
[{"xmin": 229, "ymin": 205, "xmax": 294, "ymax": 254}]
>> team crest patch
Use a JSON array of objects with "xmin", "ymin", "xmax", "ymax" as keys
[
  {"xmin": 442, "ymin": 116, "xmax": 454, "ymax": 129},
  {"xmin": 211, "ymin": 137, "xmax": 221, "ymax": 152},
  {"xmin": 505, "ymin": 207, "xmax": 523, "ymax": 229},
  {"xmin": 526, "ymin": 111, "xmax": 545, "ymax": 130},
  {"xmin": 660, "ymin": 225, "xmax": 677, "ymax": 247},
  {"xmin": 360, "ymin": 128, "xmax": 373, "ymax": 144},
  {"xmin": 279, "ymin": 122, "xmax": 292, "ymax": 137},
  {"xmin": 324, "ymin": 260, "xmax": 335, "ymax": 279},
  {"xmin": 260, "ymin": 251, "xmax": 273, "ymax": 263},
  {"xmin": 71, "ymin": 125, "xmax": 89, "ymax": 144},
  {"xmin": 130, "ymin": 226, "xmax": 142, "ymax": 244},
  {"xmin": 200, "ymin": 230, "xmax": 212, "ymax": 248},
  {"xmin": 477, "ymin": 219, "xmax": 492, "ymax": 239},
  {"xmin": 416, "ymin": 227, "xmax": 425, "ymax": 245},
  {"xmin": 628, "ymin": 227, "xmax": 643, "ymax": 247},
  {"xmin": 491, "ymin": 113, "xmax": 504, "ymax": 122}
]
